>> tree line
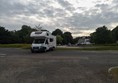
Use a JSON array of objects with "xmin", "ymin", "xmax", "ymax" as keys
[
  {"xmin": 52, "ymin": 29, "xmax": 73, "ymax": 45},
  {"xmin": 52, "ymin": 25, "xmax": 118, "ymax": 45},
  {"xmin": 0, "ymin": 25, "xmax": 73, "ymax": 45},
  {"xmin": 0, "ymin": 25, "xmax": 118, "ymax": 44},
  {"xmin": 0, "ymin": 25, "xmax": 36, "ymax": 44},
  {"xmin": 90, "ymin": 26, "xmax": 118, "ymax": 44}
]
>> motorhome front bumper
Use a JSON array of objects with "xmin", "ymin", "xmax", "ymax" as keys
[{"xmin": 31, "ymin": 46, "xmax": 46, "ymax": 52}]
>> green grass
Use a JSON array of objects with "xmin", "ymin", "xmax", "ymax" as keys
[
  {"xmin": 57, "ymin": 46, "xmax": 118, "ymax": 51},
  {"xmin": 0, "ymin": 44, "xmax": 31, "ymax": 49},
  {"xmin": 0, "ymin": 44, "xmax": 118, "ymax": 50},
  {"xmin": 108, "ymin": 67, "xmax": 118, "ymax": 82}
]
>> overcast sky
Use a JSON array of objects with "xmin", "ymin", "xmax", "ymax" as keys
[{"xmin": 0, "ymin": 0, "xmax": 118, "ymax": 37}]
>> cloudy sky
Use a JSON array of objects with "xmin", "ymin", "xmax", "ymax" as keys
[{"xmin": 0, "ymin": 0, "xmax": 118, "ymax": 37}]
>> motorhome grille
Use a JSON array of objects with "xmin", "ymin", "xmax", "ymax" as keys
[
  {"xmin": 35, "ymin": 32, "xmax": 42, "ymax": 34},
  {"xmin": 33, "ymin": 47, "xmax": 39, "ymax": 49}
]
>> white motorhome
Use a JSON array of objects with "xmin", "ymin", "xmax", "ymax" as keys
[
  {"xmin": 77, "ymin": 36, "xmax": 91, "ymax": 45},
  {"xmin": 30, "ymin": 30, "xmax": 56, "ymax": 52}
]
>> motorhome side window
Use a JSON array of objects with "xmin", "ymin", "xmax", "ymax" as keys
[
  {"xmin": 33, "ymin": 39, "xmax": 45, "ymax": 44},
  {"xmin": 46, "ymin": 40, "xmax": 48, "ymax": 44},
  {"xmin": 50, "ymin": 38, "xmax": 53, "ymax": 42},
  {"xmin": 47, "ymin": 33, "xmax": 49, "ymax": 36}
]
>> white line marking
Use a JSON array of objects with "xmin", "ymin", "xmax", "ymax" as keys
[{"xmin": 0, "ymin": 54, "xmax": 7, "ymax": 56}]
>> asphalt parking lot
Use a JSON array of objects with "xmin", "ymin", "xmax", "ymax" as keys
[{"xmin": 0, "ymin": 48, "xmax": 118, "ymax": 83}]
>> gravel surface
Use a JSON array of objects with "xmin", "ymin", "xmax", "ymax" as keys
[{"xmin": 0, "ymin": 48, "xmax": 118, "ymax": 83}]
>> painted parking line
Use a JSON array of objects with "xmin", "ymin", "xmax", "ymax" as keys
[
  {"xmin": 0, "ymin": 54, "xmax": 7, "ymax": 57},
  {"xmin": 0, "ymin": 54, "xmax": 7, "ymax": 55}
]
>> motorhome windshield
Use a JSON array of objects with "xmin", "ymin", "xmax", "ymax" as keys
[{"xmin": 33, "ymin": 39, "xmax": 45, "ymax": 44}]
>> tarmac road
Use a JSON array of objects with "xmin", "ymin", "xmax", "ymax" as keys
[{"xmin": 0, "ymin": 48, "xmax": 118, "ymax": 83}]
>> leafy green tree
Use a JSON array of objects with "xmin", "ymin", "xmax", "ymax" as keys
[
  {"xmin": 62, "ymin": 32, "xmax": 73, "ymax": 45},
  {"xmin": 73, "ymin": 37, "xmax": 81, "ymax": 44},
  {"xmin": 52, "ymin": 29, "xmax": 63, "ymax": 36},
  {"xmin": 0, "ymin": 25, "xmax": 36, "ymax": 44},
  {"xmin": 56, "ymin": 35, "xmax": 63, "ymax": 45},
  {"xmin": 9, "ymin": 31, "xmax": 19, "ymax": 43},
  {"xmin": 18, "ymin": 25, "xmax": 33, "ymax": 43},
  {"xmin": 112, "ymin": 26, "xmax": 118, "ymax": 43},
  {"xmin": 0, "ymin": 26, "xmax": 12, "ymax": 44},
  {"xmin": 90, "ymin": 26, "xmax": 112, "ymax": 44},
  {"xmin": 52, "ymin": 29, "xmax": 63, "ymax": 45},
  {"xmin": 90, "ymin": 32, "xmax": 96, "ymax": 43}
]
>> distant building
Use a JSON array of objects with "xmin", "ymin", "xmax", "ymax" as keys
[{"xmin": 77, "ymin": 36, "xmax": 91, "ymax": 45}]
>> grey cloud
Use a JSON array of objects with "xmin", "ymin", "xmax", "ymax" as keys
[
  {"xmin": 0, "ymin": 0, "xmax": 49, "ymax": 17},
  {"xmin": 56, "ymin": 0, "xmax": 71, "ymax": 7},
  {"xmin": 56, "ymin": 0, "xmax": 75, "ymax": 12},
  {"xmin": 67, "ymin": 12, "xmax": 117, "ymax": 29},
  {"xmin": 62, "ymin": 13, "xmax": 90, "ymax": 29},
  {"xmin": 0, "ymin": 0, "xmax": 118, "ymax": 36},
  {"xmin": 62, "ymin": 1, "xmax": 118, "ymax": 30},
  {"xmin": 54, "ymin": 8, "xmax": 66, "ymax": 16},
  {"xmin": 0, "ymin": 0, "xmax": 25, "ymax": 16},
  {"xmin": 95, "ymin": 3, "xmax": 108, "ymax": 7},
  {"xmin": 94, "ymin": 2, "xmax": 118, "ymax": 23},
  {"xmin": 77, "ymin": 7, "xmax": 87, "ymax": 11},
  {"xmin": 43, "ymin": 6, "xmax": 55, "ymax": 17},
  {"xmin": 42, "ymin": 6, "xmax": 66, "ymax": 18},
  {"xmin": 113, "ymin": 0, "xmax": 118, "ymax": 3}
]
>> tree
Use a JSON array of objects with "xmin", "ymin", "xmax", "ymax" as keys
[
  {"xmin": 9, "ymin": 31, "xmax": 19, "ymax": 43},
  {"xmin": 0, "ymin": 26, "xmax": 12, "ymax": 44},
  {"xmin": 0, "ymin": 25, "xmax": 36, "ymax": 44},
  {"xmin": 18, "ymin": 25, "xmax": 33, "ymax": 43},
  {"xmin": 90, "ymin": 32, "xmax": 96, "ymax": 43},
  {"xmin": 90, "ymin": 26, "xmax": 112, "ymax": 44},
  {"xmin": 52, "ymin": 29, "xmax": 63, "ymax": 36},
  {"xmin": 62, "ymin": 32, "xmax": 73, "ymax": 45},
  {"xmin": 112, "ymin": 26, "xmax": 118, "ymax": 43},
  {"xmin": 52, "ymin": 29, "xmax": 63, "ymax": 45},
  {"xmin": 73, "ymin": 37, "xmax": 81, "ymax": 44},
  {"xmin": 56, "ymin": 35, "xmax": 63, "ymax": 45}
]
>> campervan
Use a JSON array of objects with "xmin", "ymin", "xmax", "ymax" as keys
[{"xmin": 30, "ymin": 30, "xmax": 56, "ymax": 52}]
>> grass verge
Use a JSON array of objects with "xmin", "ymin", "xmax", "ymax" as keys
[
  {"xmin": 108, "ymin": 67, "xmax": 118, "ymax": 82},
  {"xmin": 0, "ymin": 44, "xmax": 118, "ymax": 50},
  {"xmin": 57, "ymin": 46, "xmax": 118, "ymax": 51},
  {"xmin": 0, "ymin": 44, "xmax": 31, "ymax": 49}
]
